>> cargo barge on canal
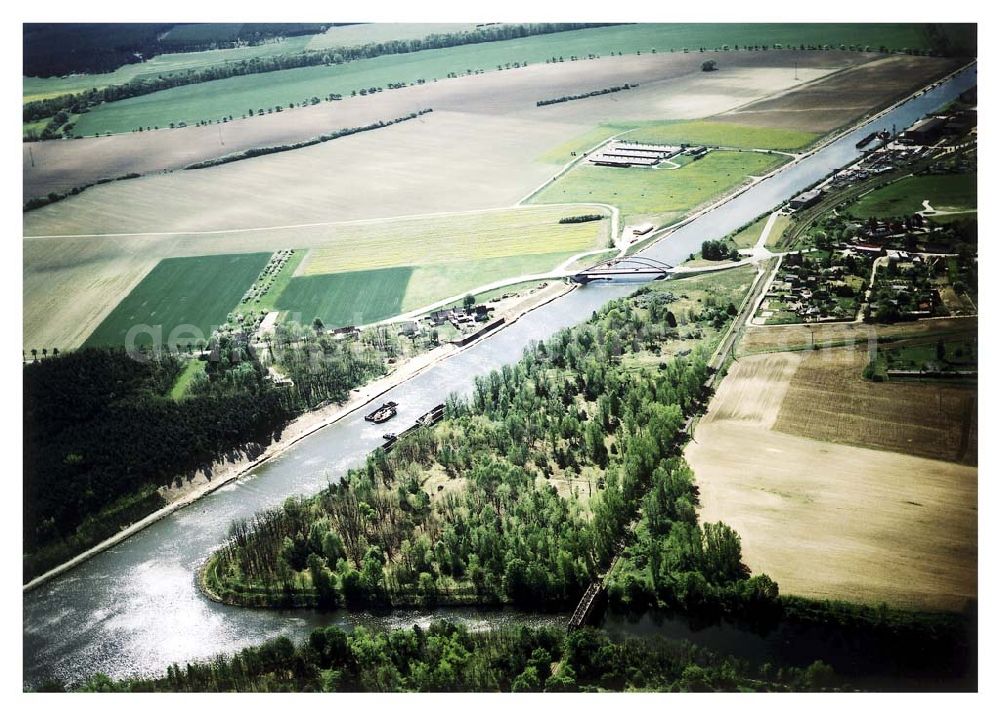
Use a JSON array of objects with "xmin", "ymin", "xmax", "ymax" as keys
[{"xmin": 364, "ymin": 401, "xmax": 398, "ymax": 424}]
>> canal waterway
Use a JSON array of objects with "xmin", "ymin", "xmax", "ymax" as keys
[{"xmin": 23, "ymin": 64, "xmax": 976, "ymax": 688}]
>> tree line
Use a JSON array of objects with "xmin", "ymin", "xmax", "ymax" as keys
[
  {"xmin": 64, "ymin": 620, "xmax": 842, "ymax": 692},
  {"xmin": 183, "ymin": 110, "xmax": 432, "ymax": 170},
  {"xmin": 23, "ymin": 173, "xmax": 141, "ymax": 212},
  {"xmin": 23, "ymin": 323, "xmax": 392, "ymax": 581},
  {"xmin": 23, "ymin": 23, "xmax": 613, "ymax": 125},
  {"xmin": 536, "ymin": 83, "xmax": 636, "ymax": 107},
  {"xmin": 24, "ymin": 23, "xmax": 333, "ymax": 77},
  {"xmin": 24, "ymin": 112, "xmax": 433, "ymax": 211}
]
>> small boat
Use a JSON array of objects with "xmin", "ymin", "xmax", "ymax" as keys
[
  {"xmin": 382, "ymin": 432, "xmax": 397, "ymax": 441},
  {"xmin": 365, "ymin": 401, "xmax": 398, "ymax": 424}
]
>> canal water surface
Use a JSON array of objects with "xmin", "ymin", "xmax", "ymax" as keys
[{"xmin": 23, "ymin": 64, "xmax": 976, "ymax": 688}]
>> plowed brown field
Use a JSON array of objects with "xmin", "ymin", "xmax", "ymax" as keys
[
  {"xmin": 687, "ymin": 344, "xmax": 977, "ymax": 612},
  {"xmin": 738, "ymin": 316, "xmax": 978, "ymax": 355},
  {"xmin": 775, "ymin": 346, "xmax": 977, "ymax": 464},
  {"xmin": 718, "ymin": 55, "xmax": 966, "ymax": 132}
]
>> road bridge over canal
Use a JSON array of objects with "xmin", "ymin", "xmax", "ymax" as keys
[{"xmin": 569, "ymin": 256, "xmax": 674, "ymax": 284}]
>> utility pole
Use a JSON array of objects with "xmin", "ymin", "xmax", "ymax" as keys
[
  {"xmin": 794, "ymin": 61, "xmax": 799, "ymax": 81},
  {"xmin": 218, "ymin": 125, "xmax": 224, "ymax": 147},
  {"xmin": 28, "ymin": 146, "xmax": 35, "ymax": 167}
]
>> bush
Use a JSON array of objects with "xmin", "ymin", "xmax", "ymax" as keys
[{"xmin": 862, "ymin": 355, "xmax": 888, "ymax": 382}]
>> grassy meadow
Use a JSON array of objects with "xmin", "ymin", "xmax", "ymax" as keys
[
  {"xmin": 84, "ymin": 253, "xmax": 269, "ymax": 348},
  {"xmin": 536, "ymin": 126, "xmax": 624, "ymax": 164},
  {"xmin": 848, "ymin": 173, "xmax": 977, "ymax": 218},
  {"xmin": 879, "ymin": 334, "xmax": 977, "ymax": 372},
  {"xmin": 731, "ymin": 215, "xmax": 771, "ymax": 248},
  {"xmin": 64, "ymin": 24, "xmax": 938, "ymax": 135},
  {"xmin": 531, "ymin": 149, "xmax": 785, "ymax": 226},
  {"xmin": 618, "ymin": 120, "xmax": 820, "ymax": 151},
  {"xmin": 169, "ymin": 359, "xmax": 208, "ymax": 400},
  {"xmin": 727, "ymin": 212, "xmax": 792, "ymax": 249}
]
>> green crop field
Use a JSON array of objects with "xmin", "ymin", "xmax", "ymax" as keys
[
  {"xmin": 84, "ymin": 253, "xmax": 269, "ymax": 348},
  {"xmin": 64, "ymin": 23, "xmax": 942, "ymax": 135},
  {"xmin": 401, "ymin": 252, "xmax": 574, "ymax": 311},
  {"xmin": 23, "ymin": 24, "xmax": 478, "ymax": 104},
  {"xmin": 305, "ymin": 23, "xmax": 480, "ymax": 50},
  {"xmin": 530, "ymin": 150, "xmax": 785, "ymax": 226},
  {"xmin": 618, "ymin": 120, "xmax": 820, "ymax": 151},
  {"xmin": 276, "ymin": 267, "xmax": 414, "ymax": 327},
  {"xmin": 847, "ymin": 173, "xmax": 977, "ymax": 218},
  {"xmin": 299, "ymin": 206, "xmax": 608, "ymax": 275},
  {"xmin": 277, "ymin": 251, "xmax": 581, "ymax": 327},
  {"xmin": 23, "ymin": 38, "xmax": 316, "ymax": 103}
]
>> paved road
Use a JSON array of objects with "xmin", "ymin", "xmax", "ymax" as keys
[{"xmin": 711, "ymin": 256, "xmax": 779, "ymax": 373}]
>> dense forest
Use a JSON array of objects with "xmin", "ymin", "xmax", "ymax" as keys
[
  {"xmin": 203, "ymin": 277, "xmax": 758, "ymax": 610},
  {"xmin": 23, "ymin": 23, "xmax": 335, "ymax": 77},
  {"xmin": 23, "ymin": 23, "xmax": 612, "ymax": 127},
  {"xmin": 63, "ymin": 621, "xmax": 841, "ymax": 692},
  {"xmin": 23, "ymin": 324, "xmax": 391, "ymax": 581}
]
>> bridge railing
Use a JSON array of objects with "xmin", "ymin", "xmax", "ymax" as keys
[{"xmin": 580, "ymin": 255, "xmax": 673, "ymax": 275}]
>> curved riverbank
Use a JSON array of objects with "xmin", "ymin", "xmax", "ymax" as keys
[
  {"xmin": 22, "ymin": 55, "xmax": 971, "ymax": 592},
  {"xmin": 23, "ymin": 62, "xmax": 977, "ymax": 689},
  {"xmin": 199, "ymin": 553, "xmax": 499, "ymax": 611},
  {"xmin": 23, "ymin": 280, "xmax": 576, "ymax": 593}
]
